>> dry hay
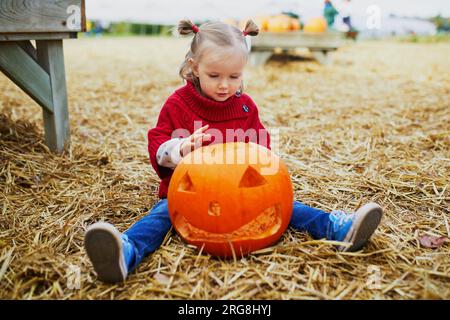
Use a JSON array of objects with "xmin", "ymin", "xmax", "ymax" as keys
[{"xmin": 0, "ymin": 37, "xmax": 449, "ymax": 300}]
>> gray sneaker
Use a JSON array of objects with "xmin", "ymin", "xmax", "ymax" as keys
[
  {"xmin": 330, "ymin": 202, "xmax": 383, "ymax": 252},
  {"xmin": 84, "ymin": 222, "xmax": 128, "ymax": 283}
]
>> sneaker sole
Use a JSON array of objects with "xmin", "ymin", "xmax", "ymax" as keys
[
  {"xmin": 339, "ymin": 202, "xmax": 383, "ymax": 252},
  {"xmin": 84, "ymin": 222, "xmax": 127, "ymax": 283}
]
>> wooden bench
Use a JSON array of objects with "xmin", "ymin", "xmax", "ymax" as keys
[
  {"xmin": 249, "ymin": 31, "xmax": 345, "ymax": 66},
  {"xmin": 0, "ymin": 0, "xmax": 86, "ymax": 153}
]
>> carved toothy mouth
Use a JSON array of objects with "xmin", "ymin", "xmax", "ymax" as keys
[{"xmin": 174, "ymin": 204, "xmax": 282, "ymax": 242}]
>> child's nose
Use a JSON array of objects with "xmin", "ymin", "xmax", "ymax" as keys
[{"xmin": 218, "ymin": 79, "xmax": 228, "ymax": 89}]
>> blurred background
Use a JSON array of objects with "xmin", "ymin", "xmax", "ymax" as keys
[{"xmin": 84, "ymin": 0, "xmax": 450, "ymax": 40}]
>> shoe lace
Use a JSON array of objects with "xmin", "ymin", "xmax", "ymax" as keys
[{"xmin": 330, "ymin": 210, "xmax": 353, "ymax": 232}]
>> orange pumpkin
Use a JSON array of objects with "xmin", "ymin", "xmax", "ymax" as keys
[
  {"xmin": 167, "ymin": 142, "xmax": 294, "ymax": 257},
  {"xmin": 290, "ymin": 18, "xmax": 301, "ymax": 31},
  {"xmin": 267, "ymin": 14, "xmax": 292, "ymax": 32},
  {"xmin": 304, "ymin": 17, "xmax": 328, "ymax": 33}
]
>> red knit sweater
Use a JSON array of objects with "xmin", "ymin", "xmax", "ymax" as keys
[{"xmin": 147, "ymin": 81, "xmax": 271, "ymax": 198}]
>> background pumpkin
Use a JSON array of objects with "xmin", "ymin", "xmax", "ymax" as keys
[
  {"xmin": 304, "ymin": 16, "xmax": 328, "ymax": 33},
  {"xmin": 289, "ymin": 17, "xmax": 301, "ymax": 31},
  {"xmin": 167, "ymin": 142, "xmax": 294, "ymax": 257},
  {"xmin": 267, "ymin": 14, "xmax": 293, "ymax": 32}
]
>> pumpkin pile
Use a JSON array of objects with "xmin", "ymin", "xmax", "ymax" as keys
[
  {"xmin": 232, "ymin": 14, "xmax": 301, "ymax": 33},
  {"xmin": 231, "ymin": 14, "xmax": 328, "ymax": 33},
  {"xmin": 167, "ymin": 142, "xmax": 294, "ymax": 257},
  {"xmin": 255, "ymin": 14, "xmax": 300, "ymax": 32}
]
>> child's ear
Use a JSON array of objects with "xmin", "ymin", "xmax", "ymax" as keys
[{"xmin": 188, "ymin": 58, "xmax": 199, "ymax": 77}]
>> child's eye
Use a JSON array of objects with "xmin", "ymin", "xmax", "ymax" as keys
[
  {"xmin": 230, "ymin": 75, "xmax": 240, "ymax": 79},
  {"xmin": 208, "ymin": 74, "xmax": 218, "ymax": 78}
]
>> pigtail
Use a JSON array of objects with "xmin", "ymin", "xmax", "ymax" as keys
[
  {"xmin": 243, "ymin": 19, "xmax": 259, "ymax": 36},
  {"xmin": 178, "ymin": 19, "xmax": 198, "ymax": 35},
  {"xmin": 178, "ymin": 19, "xmax": 200, "ymax": 90}
]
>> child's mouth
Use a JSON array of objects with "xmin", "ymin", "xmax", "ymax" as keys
[{"xmin": 217, "ymin": 93, "xmax": 228, "ymax": 98}]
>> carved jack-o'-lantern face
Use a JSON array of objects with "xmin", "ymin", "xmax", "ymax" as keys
[{"xmin": 168, "ymin": 142, "xmax": 293, "ymax": 257}]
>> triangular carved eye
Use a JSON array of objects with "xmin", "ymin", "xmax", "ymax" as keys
[
  {"xmin": 178, "ymin": 172, "xmax": 195, "ymax": 192},
  {"xmin": 239, "ymin": 166, "xmax": 267, "ymax": 188}
]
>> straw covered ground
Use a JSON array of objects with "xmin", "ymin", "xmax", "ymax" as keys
[{"xmin": 0, "ymin": 36, "xmax": 449, "ymax": 300}]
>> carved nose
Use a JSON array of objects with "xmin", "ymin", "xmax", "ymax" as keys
[{"xmin": 208, "ymin": 201, "xmax": 221, "ymax": 216}]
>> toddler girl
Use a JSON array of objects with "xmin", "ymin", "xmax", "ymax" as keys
[{"xmin": 84, "ymin": 20, "xmax": 382, "ymax": 283}]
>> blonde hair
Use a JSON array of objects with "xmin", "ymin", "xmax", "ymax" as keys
[{"xmin": 178, "ymin": 19, "xmax": 259, "ymax": 94}]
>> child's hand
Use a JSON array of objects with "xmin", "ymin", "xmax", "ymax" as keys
[{"xmin": 180, "ymin": 125, "xmax": 212, "ymax": 157}]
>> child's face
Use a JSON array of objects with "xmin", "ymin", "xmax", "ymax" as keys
[{"xmin": 190, "ymin": 46, "xmax": 247, "ymax": 102}]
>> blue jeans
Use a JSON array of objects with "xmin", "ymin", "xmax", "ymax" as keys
[{"xmin": 123, "ymin": 199, "xmax": 331, "ymax": 272}]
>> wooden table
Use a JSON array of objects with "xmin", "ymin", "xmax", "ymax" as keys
[
  {"xmin": 250, "ymin": 31, "xmax": 345, "ymax": 66},
  {"xmin": 0, "ymin": 0, "xmax": 86, "ymax": 153}
]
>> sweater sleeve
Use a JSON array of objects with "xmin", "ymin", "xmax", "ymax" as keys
[
  {"xmin": 147, "ymin": 101, "xmax": 178, "ymax": 179},
  {"xmin": 156, "ymin": 137, "xmax": 186, "ymax": 169}
]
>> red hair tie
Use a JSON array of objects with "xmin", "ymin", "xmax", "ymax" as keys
[{"xmin": 192, "ymin": 25, "xmax": 199, "ymax": 33}]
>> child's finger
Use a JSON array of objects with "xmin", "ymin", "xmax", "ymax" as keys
[
  {"xmin": 195, "ymin": 133, "xmax": 211, "ymax": 143},
  {"xmin": 192, "ymin": 125, "xmax": 209, "ymax": 135},
  {"xmin": 189, "ymin": 131, "xmax": 205, "ymax": 142},
  {"xmin": 193, "ymin": 136, "xmax": 204, "ymax": 147},
  {"xmin": 191, "ymin": 132, "xmax": 209, "ymax": 143}
]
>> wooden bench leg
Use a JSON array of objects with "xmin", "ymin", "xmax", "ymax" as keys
[
  {"xmin": 17, "ymin": 41, "xmax": 38, "ymax": 62},
  {"xmin": 36, "ymin": 40, "xmax": 70, "ymax": 153},
  {"xmin": 250, "ymin": 51, "xmax": 273, "ymax": 66},
  {"xmin": 0, "ymin": 42, "xmax": 53, "ymax": 112}
]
